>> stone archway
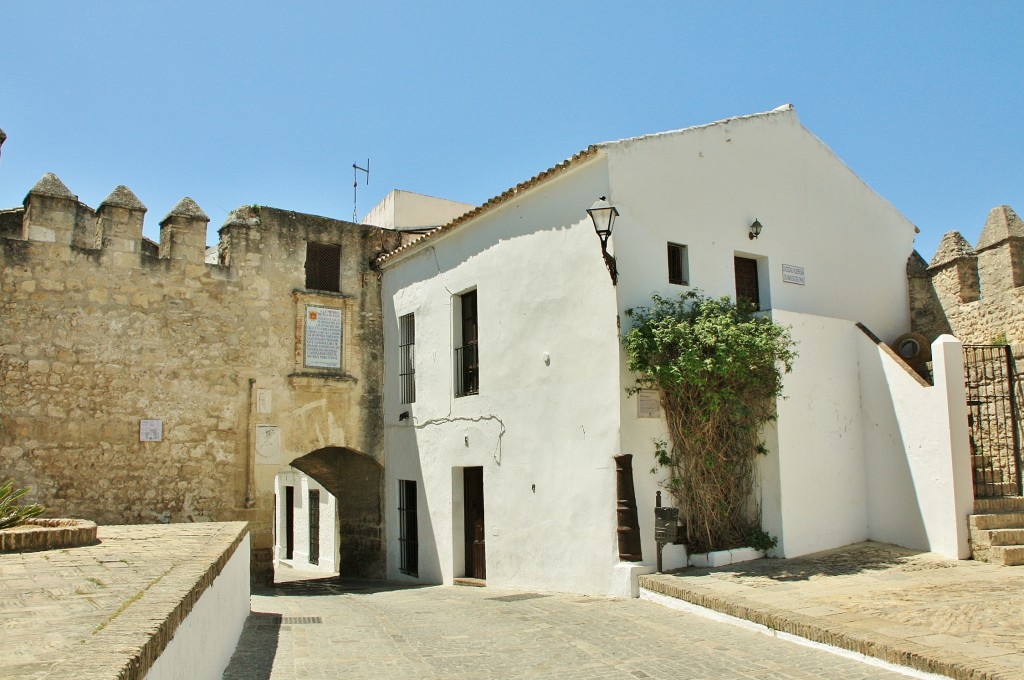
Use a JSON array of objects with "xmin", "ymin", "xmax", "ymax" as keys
[{"xmin": 284, "ymin": 446, "xmax": 384, "ymax": 579}]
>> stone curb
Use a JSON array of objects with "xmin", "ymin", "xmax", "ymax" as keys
[
  {"xmin": 0, "ymin": 518, "xmax": 98, "ymax": 552},
  {"xmin": 45, "ymin": 522, "xmax": 249, "ymax": 680},
  {"xmin": 639, "ymin": 574, "xmax": 1012, "ymax": 680}
]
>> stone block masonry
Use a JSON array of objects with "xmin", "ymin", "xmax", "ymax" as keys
[
  {"xmin": 0, "ymin": 173, "xmax": 401, "ymax": 583},
  {"xmin": 910, "ymin": 204, "xmax": 1024, "ymax": 347}
]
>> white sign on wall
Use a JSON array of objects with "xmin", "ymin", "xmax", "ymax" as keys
[
  {"xmin": 782, "ymin": 264, "xmax": 806, "ymax": 285},
  {"xmin": 256, "ymin": 388, "xmax": 272, "ymax": 414},
  {"xmin": 140, "ymin": 419, "xmax": 163, "ymax": 442},
  {"xmin": 255, "ymin": 425, "xmax": 282, "ymax": 465},
  {"xmin": 637, "ymin": 390, "xmax": 661, "ymax": 418},
  {"xmin": 304, "ymin": 306, "xmax": 343, "ymax": 369}
]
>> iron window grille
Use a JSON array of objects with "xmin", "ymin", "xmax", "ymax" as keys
[
  {"xmin": 308, "ymin": 489, "xmax": 320, "ymax": 566},
  {"xmin": 399, "ymin": 313, "xmax": 416, "ymax": 404},
  {"xmin": 305, "ymin": 242, "xmax": 341, "ymax": 293},
  {"xmin": 399, "ymin": 480, "xmax": 418, "ymax": 576},
  {"xmin": 455, "ymin": 290, "xmax": 479, "ymax": 397},
  {"xmin": 668, "ymin": 242, "xmax": 688, "ymax": 285}
]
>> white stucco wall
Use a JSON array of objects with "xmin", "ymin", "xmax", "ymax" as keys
[
  {"xmin": 860, "ymin": 334, "xmax": 973, "ymax": 558},
  {"xmin": 364, "ymin": 189, "xmax": 475, "ymax": 230},
  {"xmin": 274, "ymin": 468, "xmax": 339, "ymax": 573},
  {"xmin": 382, "ymin": 157, "xmax": 630, "ymax": 594},
  {"xmin": 606, "ymin": 105, "xmax": 916, "ymax": 344},
  {"xmin": 144, "ymin": 533, "xmax": 250, "ymax": 680}
]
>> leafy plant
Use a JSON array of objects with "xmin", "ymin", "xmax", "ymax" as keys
[
  {"xmin": 0, "ymin": 478, "xmax": 46, "ymax": 529},
  {"xmin": 622, "ymin": 291, "xmax": 796, "ymax": 553}
]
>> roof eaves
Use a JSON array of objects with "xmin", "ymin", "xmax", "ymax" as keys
[{"xmin": 375, "ymin": 145, "xmax": 601, "ymax": 268}]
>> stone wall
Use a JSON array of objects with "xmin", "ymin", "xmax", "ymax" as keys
[
  {"xmin": 0, "ymin": 173, "xmax": 400, "ymax": 582},
  {"xmin": 910, "ymin": 205, "xmax": 1024, "ymax": 348}
]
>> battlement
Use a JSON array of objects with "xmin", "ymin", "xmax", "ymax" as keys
[
  {"xmin": 909, "ymin": 204, "xmax": 1024, "ymax": 345},
  {"xmin": 922, "ymin": 205, "xmax": 1024, "ymax": 304},
  {"xmin": 2, "ymin": 173, "xmax": 399, "ymax": 282}
]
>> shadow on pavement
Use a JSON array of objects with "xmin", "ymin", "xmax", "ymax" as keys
[
  {"xmin": 221, "ymin": 611, "xmax": 281, "ymax": 680},
  {"xmin": 673, "ymin": 542, "xmax": 936, "ymax": 583},
  {"xmin": 256, "ymin": 575, "xmax": 431, "ymax": 597}
]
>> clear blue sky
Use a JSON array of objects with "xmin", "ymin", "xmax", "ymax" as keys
[{"xmin": 1, "ymin": 2, "xmax": 1021, "ymax": 260}]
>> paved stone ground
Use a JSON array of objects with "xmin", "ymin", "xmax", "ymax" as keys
[
  {"xmin": 642, "ymin": 542, "xmax": 1024, "ymax": 680},
  {"xmin": 0, "ymin": 522, "xmax": 246, "ymax": 679},
  {"xmin": 223, "ymin": 573, "xmax": 914, "ymax": 679}
]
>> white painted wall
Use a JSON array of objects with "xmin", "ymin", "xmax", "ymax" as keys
[
  {"xmin": 860, "ymin": 334, "xmax": 973, "ymax": 558},
  {"xmin": 274, "ymin": 467, "xmax": 339, "ymax": 573},
  {"xmin": 382, "ymin": 157, "xmax": 629, "ymax": 594},
  {"xmin": 145, "ymin": 533, "xmax": 250, "ymax": 680},
  {"xmin": 606, "ymin": 105, "xmax": 916, "ymax": 344},
  {"xmin": 364, "ymin": 189, "xmax": 475, "ymax": 230}
]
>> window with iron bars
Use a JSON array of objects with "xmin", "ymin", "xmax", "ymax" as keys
[
  {"xmin": 454, "ymin": 290, "xmax": 478, "ymax": 397},
  {"xmin": 399, "ymin": 313, "xmax": 416, "ymax": 404},
  {"xmin": 305, "ymin": 242, "xmax": 341, "ymax": 293},
  {"xmin": 398, "ymin": 479, "xmax": 418, "ymax": 576}
]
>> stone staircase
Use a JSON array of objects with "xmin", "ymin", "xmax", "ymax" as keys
[{"xmin": 969, "ymin": 497, "xmax": 1024, "ymax": 565}]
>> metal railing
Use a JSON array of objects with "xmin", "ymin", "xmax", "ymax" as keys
[
  {"xmin": 454, "ymin": 343, "xmax": 479, "ymax": 397},
  {"xmin": 964, "ymin": 344, "xmax": 1022, "ymax": 498}
]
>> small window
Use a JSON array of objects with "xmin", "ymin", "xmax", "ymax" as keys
[
  {"xmin": 399, "ymin": 313, "xmax": 416, "ymax": 404},
  {"xmin": 305, "ymin": 242, "xmax": 341, "ymax": 293},
  {"xmin": 399, "ymin": 480, "xmax": 418, "ymax": 576},
  {"xmin": 668, "ymin": 243, "xmax": 688, "ymax": 285}
]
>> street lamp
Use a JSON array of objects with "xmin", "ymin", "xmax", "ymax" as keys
[
  {"xmin": 587, "ymin": 196, "xmax": 619, "ymax": 284},
  {"xmin": 748, "ymin": 218, "xmax": 764, "ymax": 240}
]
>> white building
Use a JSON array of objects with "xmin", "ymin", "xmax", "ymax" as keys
[
  {"xmin": 376, "ymin": 105, "xmax": 972, "ymax": 596},
  {"xmin": 274, "ymin": 467, "xmax": 340, "ymax": 575}
]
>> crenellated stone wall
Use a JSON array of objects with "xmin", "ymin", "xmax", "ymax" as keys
[
  {"xmin": 910, "ymin": 205, "xmax": 1024, "ymax": 348},
  {"xmin": 0, "ymin": 173, "xmax": 401, "ymax": 582}
]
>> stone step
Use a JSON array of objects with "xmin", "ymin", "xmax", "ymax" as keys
[
  {"xmin": 990, "ymin": 546, "xmax": 1024, "ymax": 566},
  {"xmin": 969, "ymin": 512, "xmax": 1024, "ymax": 531},
  {"xmin": 974, "ymin": 497, "xmax": 1024, "ymax": 514},
  {"xmin": 973, "ymin": 528, "xmax": 1024, "ymax": 547}
]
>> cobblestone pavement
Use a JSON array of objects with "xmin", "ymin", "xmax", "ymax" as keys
[
  {"xmin": 642, "ymin": 542, "xmax": 1024, "ymax": 680},
  {"xmin": 223, "ymin": 574, "xmax": 914, "ymax": 680}
]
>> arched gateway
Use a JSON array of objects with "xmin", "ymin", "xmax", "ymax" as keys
[{"xmin": 273, "ymin": 447, "xmax": 384, "ymax": 580}]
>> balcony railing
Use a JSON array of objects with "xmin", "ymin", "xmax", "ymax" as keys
[{"xmin": 454, "ymin": 343, "xmax": 479, "ymax": 397}]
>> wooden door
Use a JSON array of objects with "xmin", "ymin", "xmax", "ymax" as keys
[
  {"xmin": 734, "ymin": 257, "xmax": 760, "ymax": 310},
  {"xmin": 463, "ymin": 467, "xmax": 486, "ymax": 580}
]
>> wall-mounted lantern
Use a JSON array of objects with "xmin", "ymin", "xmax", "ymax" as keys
[
  {"xmin": 748, "ymin": 218, "xmax": 764, "ymax": 240},
  {"xmin": 587, "ymin": 196, "xmax": 619, "ymax": 284}
]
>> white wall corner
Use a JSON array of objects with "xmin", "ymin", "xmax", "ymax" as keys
[
  {"xmin": 931, "ymin": 334, "xmax": 973, "ymax": 559},
  {"xmin": 609, "ymin": 562, "xmax": 656, "ymax": 598}
]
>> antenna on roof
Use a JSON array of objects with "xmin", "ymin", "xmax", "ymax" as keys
[{"xmin": 352, "ymin": 159, "xmax": 369, "ymax": 223}]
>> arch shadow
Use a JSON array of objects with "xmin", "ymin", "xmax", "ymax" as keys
[{"xmin": 286, "ymin": 446, "xmax": 385, "ymax": 579}]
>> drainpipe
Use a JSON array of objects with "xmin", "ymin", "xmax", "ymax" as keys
[{"xmin": 244, "ymin": 378, "xmax": 256, "ymax": 509}]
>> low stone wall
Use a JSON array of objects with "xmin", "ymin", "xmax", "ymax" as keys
[{"xmin": 0, "ymin": 518, "xmax": 98, "ymax": 552}]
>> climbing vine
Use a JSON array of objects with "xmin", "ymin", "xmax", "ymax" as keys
[{"xmin": 622, "ymin": 291, "xmax": 796, "ymax": 553}]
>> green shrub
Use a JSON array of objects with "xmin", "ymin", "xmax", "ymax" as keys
[
  {"xmin": 0, "ymin": 478, "xmax": 46, "ymax": 529},
  {"xmin": 622, "ymin": 291, "xmax": 796, "ymax": 553}
]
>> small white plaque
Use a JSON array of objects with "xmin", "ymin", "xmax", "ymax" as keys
[
  {"xmin": 140, "ymin": 419, "xmax": 163, "ymax": 442},
  {"xmin": 782, "ymin": 264, "xmax": 805, "ymax": 285},
  {"xmin": 638, "ymin": 390, "xmax": 661, "ymax": 418},
  {"xmin": 255, "ymin": 425, "xmax": 282, "ymax": 465},
  {"xmin": 257, "ymin": 389, "xmax": 272, "ymax": 414},
  {"xmin": 304, "ymin": 305, "xmax": 343, "ymax": 369}
]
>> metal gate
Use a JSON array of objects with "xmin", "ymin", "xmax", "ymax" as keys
[{"xmin": 964, "ymin": 345, "xmax": 1023, "ymax": 498}]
